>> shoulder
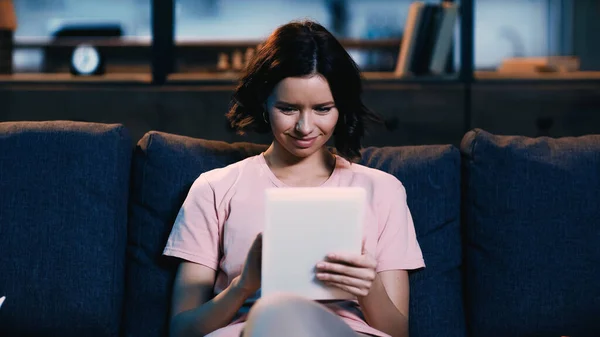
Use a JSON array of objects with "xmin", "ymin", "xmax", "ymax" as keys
[
  {"xmin": 190, "ymin": 155, "xmax": 260, "ymax": 196},
  {"xmin": 337, "ymin": 156, "xmax": 405, "ymax": 195}
]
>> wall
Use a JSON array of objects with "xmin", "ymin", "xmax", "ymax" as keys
[{"xmin": 473, "ymin": 0, "xmax": 549, "ymax": 69}]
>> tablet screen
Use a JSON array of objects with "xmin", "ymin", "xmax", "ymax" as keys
[{"xmin": 262, "ymin": 187, "xmax": 365, "ymax": 300}]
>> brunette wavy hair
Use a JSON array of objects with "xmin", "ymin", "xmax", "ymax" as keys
[{"xmin": 226, "ymin": 20, "xmax": 385, "ymax": 162}]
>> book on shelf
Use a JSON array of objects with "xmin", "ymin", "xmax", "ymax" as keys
[
  {"xmin": 395, "ymin": 1, "xmax": 459, "ymax": 77},
  {"xmin": 395, "ymin": 2, "xmax": 424, "ymax": 77},
  {"xmin": 430, "ymin": 2, "xmax": 459, "ymax": 75},
  {"xmin": 410, "ymin": 4, "xmax": 441, "ymax": 75}
]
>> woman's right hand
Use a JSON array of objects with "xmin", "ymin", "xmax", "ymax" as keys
[{"xmin": 234, "ymin": 233, "xmax": 263, "ymax": 296}]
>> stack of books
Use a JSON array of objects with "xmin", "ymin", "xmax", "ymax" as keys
[{"xmin": 395, "ymin": 1, "xmax": 459, "ymax": 77}]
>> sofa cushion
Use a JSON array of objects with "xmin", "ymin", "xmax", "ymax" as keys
[
  {"xmin": 123, "ymin": 131, "xmax": 465, "ymax": 337},
  {"xmin": 122, "ymin": 132, "xmax": 267, "ymax": 337},
  {"xmin": 0, "ymin": 121, "xmax": 131, "ymax": 337},
  {"xmin": 461, "ymin": 129, "xmax": 600, "ymax": 337},
  {"xmin": 359, "ymin": 146, "xmax": 465, "ymax": 337}
]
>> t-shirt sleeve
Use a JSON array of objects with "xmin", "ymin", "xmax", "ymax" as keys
[
  {"xmin": 375, "ymin": 182, "xmax": 425, "ymax": 273},
  {"xmin": 163, "ymin": 175, "xmax": 220, "ymax": 270}
]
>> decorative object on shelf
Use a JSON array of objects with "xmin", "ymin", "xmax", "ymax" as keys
[
  {"xmin": 498, "ymin": 56, "xmax": 580, "ymax": 73},
  {"xmin": 47, "ymin": 23, "xmax": 121, "ymax": 74},
  {"xmin": 0, "ymin": 0, "xmax": 17, "ymax": 74},
  {"xmin": 217, "ymin": 52, "xmax": 229, "ymax": 71},
  {"xmin": 231, "ymin": 49, "xmax": 243, "ymax": 71},
  {"xmin": 70, "ymin": 44, "xmax": 105, "ymax": 76},
  {"xmin": 244, "ymin": 47, "xmax": 255, "ymax": 68}
]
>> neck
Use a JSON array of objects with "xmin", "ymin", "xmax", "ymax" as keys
[{"xmin": 263, "ymin": 142, "xmax": 336, "ymax": 186}]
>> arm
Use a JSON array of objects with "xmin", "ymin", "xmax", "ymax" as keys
[
  {"xmin": 359, "ymin": 181, "xmax": 421, "ymax": 336},
  {"xmin": 317, "ymin": 181, "xmax": 421, "ymax": 337},
  {"xmin": 358, "ymin": 270, "xmax": 410, "ymax": 337},
  {"xmin": 169, "ymin": 262, "xmax": 252, "ymax": 337},
  {"xmin": 166, "ymin": 175, "xmax": 251, "ymax": 336},
  {"xmin": 170, "ymin": 233, "xmax": 263, "ymax": 337}
]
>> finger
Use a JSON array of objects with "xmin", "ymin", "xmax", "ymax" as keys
[
  {"xmin": 324, "ymin": 282, "xmax": 369, "ymax": 298},
  {"xmin": 249, "ymin": 233, "xmax": 263, "ymax": 259},
  {"xmin": 326, "ymin": 252, "xmax": 377, "ymax": 269},
  {"xmin": 316, "ymin": 272, "xmax": 371, "ymax": 289},
  {"xmin": 316, "ymin": 262, "xmax": 375, "ymax": 281},
  {"xmin": 252, "ymin": 233, "xmax": 263, "ymax": 248}
]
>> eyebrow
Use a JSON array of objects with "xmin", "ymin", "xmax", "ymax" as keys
[{"xmin": 274, "ymin": 100, "xmax": 335, "ymax": 107}]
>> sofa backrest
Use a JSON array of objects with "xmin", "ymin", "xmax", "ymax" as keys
[
  {"xmin": 461, "ymin": 129, "xmax": 600, "ymax": 337},
  {"xmin": 122, "ymin": 131, "xmax": 268, "ymax": 337},
  {"xmin": 0, "ymin": 121, "xmax": 132, "ymax": 337},
  {"xmin": 360, "ymin": 146, "xmax": 465, "ymax": 337},
  {"xmin": 122, "ymin": 131, "xmax": 465, "ymax": 337},
  {"xmin": 4, "ymin": 121, "xmax": 599, "ymax": 337}
]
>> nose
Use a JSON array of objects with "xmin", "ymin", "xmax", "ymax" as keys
[{"xmin": 295, "ymin": 112, "xmax": 313, "ymax": 135}]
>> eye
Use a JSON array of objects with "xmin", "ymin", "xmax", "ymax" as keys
[
  {"xmin": 277, "ymin": 106, "xmax": 297, "ymax": 114},
  {"xmin": 315, "ymin": 106, "xmax": 334, "ymax": 114}
]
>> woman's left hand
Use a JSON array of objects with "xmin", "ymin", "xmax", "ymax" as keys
[{"xmin": 315, "ymin": 250, "xmax": 378, "ymax": 298}]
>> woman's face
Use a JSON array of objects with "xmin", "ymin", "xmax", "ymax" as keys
[{"xmin": 265, "ymin": 75, "xmax": 339, "ymax": 159}]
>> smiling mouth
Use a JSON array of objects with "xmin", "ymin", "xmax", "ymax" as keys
[
  {"xmin": 292, "ymin": 136, "xmax": 317, "ymax": 141},
  {"xmin": 289, "ymin": 135, "xmax": 318, "ymax": 148}
]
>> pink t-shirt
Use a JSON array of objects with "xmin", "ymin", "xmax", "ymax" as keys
[{"xmin": 163, "ymin": 153, "xmax": 425, "ymax": 337}]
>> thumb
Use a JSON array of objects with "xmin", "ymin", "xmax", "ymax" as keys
[
  {"xmin": 361, "ymin": 239, "xmax": 373, "ymax": 257},
  {"xmin": 252, "ymin": 233, "xmax": 263, "ymax": 249}
]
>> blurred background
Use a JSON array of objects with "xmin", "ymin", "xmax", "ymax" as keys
[{"xmin": 0, "ymin": 0, "xmax": 599, "ymax": 146}]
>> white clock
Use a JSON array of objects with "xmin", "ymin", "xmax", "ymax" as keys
[{"xmin": 71, "ymin": 44, "xmax": 102, "ymax": 76}]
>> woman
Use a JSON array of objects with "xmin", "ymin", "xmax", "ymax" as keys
[{"xmin": 163, "ymin": 20, "xmax": 425, "ymax": 337}]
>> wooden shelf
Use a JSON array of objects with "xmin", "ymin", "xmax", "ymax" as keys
[
  {"xmin": 0, "ymin": 71, "xmax": 461, "ymax": 88},
  {"xmin": 475, "ymin": 71, "xmax": 600, "ymax": 82},
  {"xmin": 0, "ymin": 73, "xmax": 152, "ymax": 86},
  {"xmin": 166, "ymin": 71, "xmax": 460, "ymax": 85},
  {"xmin": 15, "ymin": 38, "xmax": 401, "ymax": 50}
]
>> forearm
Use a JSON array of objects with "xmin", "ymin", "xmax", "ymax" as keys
[
  {"xmin": 170, "ymin": 277, "xmax": 251, "ymax": 337},
  {"xmin": 358, "ymin": 276, "xmax": 408, "ymax": 337}
]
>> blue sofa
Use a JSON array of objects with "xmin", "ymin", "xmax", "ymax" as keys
[{"xmin": 0, "ymin": 121, "xmax": 598, "ymax": 337}]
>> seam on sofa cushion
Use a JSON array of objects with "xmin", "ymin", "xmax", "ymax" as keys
[
  {"xmin": 112, "ymin": 124, "xmax": 129, "ymax": 333},
  {"xmin": 138, "ymin": 132, "xmax": 154, "ymax": 249}
]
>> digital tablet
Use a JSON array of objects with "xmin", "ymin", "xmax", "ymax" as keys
[{"xmin": 262, "ymin": 187, "xmax": 365, "ymax": 300}]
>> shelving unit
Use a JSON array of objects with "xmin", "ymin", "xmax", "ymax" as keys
[
  {"xmin": 2, "ymin": 0, "xmax": 599, "ymax": 142},
  {"xmin": 149, "ymin": 0, "xmax": 473, "ymax": 84}
]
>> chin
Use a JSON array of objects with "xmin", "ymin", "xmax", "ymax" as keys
[
  {"xmin": 280, "ymin": 141, "xmax": 325, "ymax": 159},
  {"xmin": 284, "ymin": 145, "xmax": 318, "ymax": 158}
]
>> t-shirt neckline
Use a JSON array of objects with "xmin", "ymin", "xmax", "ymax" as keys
[{"xmin": 258, "ymin": 152, "xmax": 340, "ymax": 188}]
